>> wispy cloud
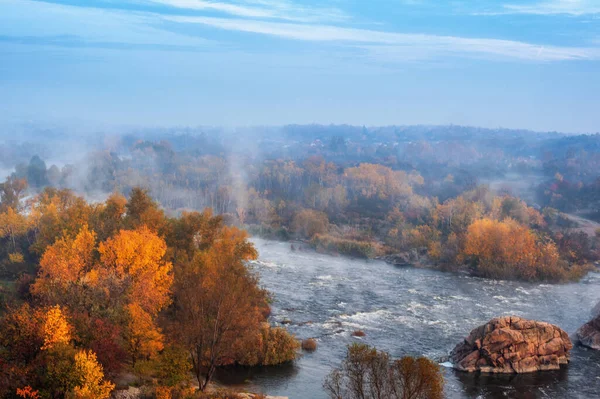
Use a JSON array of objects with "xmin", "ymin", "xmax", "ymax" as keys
[
  {"xmin": 482, "ymin": 0, "xmax": 600, "ymax": 16},
  {"xmin": 0, "ymin": 0, "xmax": 211, "ymax": 49},
  {"xmin": 3, "ymin": 0, "xmax": 600, "ymax": 63},
  {"xmin": 143, "ymin": 0, "xmax": 348, "ymax": 22},
  {"xmin": 166, "ymin": 15, "xmax": 600, "ymax": 61}
]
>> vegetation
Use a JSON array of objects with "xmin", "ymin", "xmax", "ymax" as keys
[
  {"xmin": 0, "ymin": 187, "xmax": 297, "ymax": 397},
  {"xmin": 324, "ymin": 344, "xmax": 443, "ymax": 399},
  {"xmin": 5, "ymin": 125, "xmax": 600, "ymax": 283},
  {"xmin": 301, "ymin": 338, "xmax": 318, "ymax": 352}
]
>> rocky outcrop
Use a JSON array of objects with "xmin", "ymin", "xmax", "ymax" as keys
[
  {"xmin": 450, "ymin": 316, "xmax": 572, "ymax": 373},
  {"xmin": 576, "ymin": 303, "xmax": 600, "ymax": 350}
]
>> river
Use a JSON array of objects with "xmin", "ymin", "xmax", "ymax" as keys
[{"xmin": 216, "ymin": 238, "xmax": 600, "ymax": 399}]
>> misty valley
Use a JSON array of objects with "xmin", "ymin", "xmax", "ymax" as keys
[
  {"xmin": 1, "ymin": 124, "xmax": 600, "ymax": 398},
  {"xmin": 3, "ymin": 0, "xmax": 600, "ymax": 396}
]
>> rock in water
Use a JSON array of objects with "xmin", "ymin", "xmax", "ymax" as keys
[
  {"xmin": 577, "ymin": 315, "xmax": 600, "ymax": 350},
  {"xmin": 450, "ymin": 316, "xmax": 572, "ymax": 373}
]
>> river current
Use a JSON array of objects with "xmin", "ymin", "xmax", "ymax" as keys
[{"xmin": 216, "ymin": 239, "xmax": 600, "ymax": 399}]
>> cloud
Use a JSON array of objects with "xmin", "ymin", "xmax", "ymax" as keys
[
  {"xmin": 166, "ymin": 15, "xmax": 600, "ymax": 61},
  {"xmin": 481, "ymin": 0, "xmax": 600, "ymax": 16},
  {"xmin": 0, "ymin": 0, "xmax": 212, "ymax": 49},
  {"xmin": 143, "ymin": 0, "xmax": 348, "ymax": 22},
  {"xmin": 3, "ymin": 0, "xmax": 600, "ymax": 63}
]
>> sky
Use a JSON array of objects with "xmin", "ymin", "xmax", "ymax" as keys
[{"xmin": 0, "ymin": 0, "xmax": 599, "ymax": 132}]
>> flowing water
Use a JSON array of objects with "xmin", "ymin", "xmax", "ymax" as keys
[{"xmin": 216, "ymin": 239, "xmax": 600, "ymax": 399}]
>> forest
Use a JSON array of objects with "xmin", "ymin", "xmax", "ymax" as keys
[{"xmin": 3, "ymin": 124, "xmax": 599, "ymax": 283}]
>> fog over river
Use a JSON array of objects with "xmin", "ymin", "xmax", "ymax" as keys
[{"xmin": 216, "ymin": 239, "xmax": 600, "ymax": 399}]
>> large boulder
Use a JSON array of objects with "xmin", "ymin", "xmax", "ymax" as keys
[
  {"xmin": 577, "ymin": 309, "xmax": 600, "ymax": 350},
  {"xmin": 450, "ymin": 316, "xmax": 572, "ymax": 373}
]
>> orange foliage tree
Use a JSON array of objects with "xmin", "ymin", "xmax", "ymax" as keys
[
  {"xmin": 41, "ymin": 306, "xmax": 72, "ymax": 351},
  {"xmin": 123, "ymin": 303, "xmax": 164, "ymax": 366},
  {"xmin": 172, "ymin": 225, "xmax": 268, "ymax": 390},
  {"xmin": 99, "ymin": 227, "xmax": 173, "ymax": 316},
  {"xmin": 32, "ymin": 226, "xmax": 96, "ymax": 307},
  {"xmin": 463, "ymin": 218, "xmax": 565, "ymax": 281}
]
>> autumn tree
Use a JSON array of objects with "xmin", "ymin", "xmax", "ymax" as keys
[
  {"xmin": 32, "ymin": 226, "xmax": 96, "ymax": 308},
  {"xmin": 124, "ymin": 187, "xmax": 166, "ymax": 233},
  {"xmin": 324, "ymin": 344, "xmax": 443, "ymax": 399},
  {"xmin": 0, "ymin": 303, "xmax": 45, "ymax": 366},
  {"xmin": 41, "ymin": 306, "xmax": 72, "ymax": 351},
  {"xmin": 69, "ymin": 350, "xmax": 115, "ymax": 399},
  {"xmin": 123, "ymin": 303, "xmax": 164, "ymax": 366},
  {"xmin": 390, "ymin": 356, "xmax": 444, "ymax": 399},
  {"xmin": 463, "ymin": 218, "xmax": 566, "ymax": 281},
  {"xmin": 344, "ymin": 164, "xmax": 418, "ymax": 209},
  {"xmin": 292, "ymin": 209, "xmax": 329, "ymax": 239},
  {"xmin": 99, "ymin": 227, "xmax": 173, "ymax": 315},
  {"xmin": 0, "ymin": 176, "xmax": 27, "ymax": 212},
  {"xmin": 28, "ymin": 188, "xmax": 93, "ymax": 255},
  {"xmin": 172, "ymin": 225, "xmax": 268, "ymax": 390},
  {"xmin": 92, "ymin": 192, "xmax": 127, "ymax": 241},
  {"xmin": 0, "ymin": 207, "xmax": 28, "ymax": 253}
]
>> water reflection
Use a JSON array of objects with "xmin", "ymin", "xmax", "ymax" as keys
[
  {"xmin": 454, "ymin": 366, "xmax": 569, "ymax": 399},
  {"xmin": 216, "ymin": 362, "xmax": 299, "ymax": 392}
]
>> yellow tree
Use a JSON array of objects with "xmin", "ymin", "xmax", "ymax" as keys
[
  {"xmin": 41, "ymin": 306, "xmax": 72, "ymax": 351},
  {"xmin": 0, "ymin": 207, "xmax": 28, "ymax": 253},
  {"xmin": 123, "ymin": 303, "xmax": 164, "ymax": 366},
  {"xmin": 28, "ymin": 188, "xmax": 93, "ymax": 255},
  {"xmin": 69, "ymin": 350, "xmax": 115, "ymax": 399}
]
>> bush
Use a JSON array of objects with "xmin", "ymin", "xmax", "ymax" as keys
[
  {"xmin": 351, "ymin": 330, "xmax": 366, "ymax": 337},
  {"xmin": 311, "ymin": 235, "xmax": 376, "ymax": 259},
  {"xmin": 324, "ymin": 344, "xmax": 443, "ymax": 399},
  {"xmin": 236, "ymin": 326, "xmax": 299, "ymax": 366},
  {"xmin": 156, "ymin": 345, "xmax": 192, "ymax": 388},
  {"xmin": 301, "ymin": 338, "xmax": 317, "ymax": 351},
  {"xmin": 292, "ymin": 209, "xmax": 329, "ymax": 239},
  {"xmin": 155, "ymin": 386, "xmax": 172, "ymax": 399}
]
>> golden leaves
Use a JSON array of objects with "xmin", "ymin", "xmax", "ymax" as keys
[
  {"xmin": 99, "ymin": 227, "xmax": 173, "ymax": 316},
  {"xmin": 70, "ymin": 350, "xmax": 115, "ymax": 399},
  {"xmin": 41, "ymin": 306, "xmax": 72, "ymax": 351}
]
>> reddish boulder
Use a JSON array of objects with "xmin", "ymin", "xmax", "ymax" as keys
[
  {"xmin": 450, "ymin": 316, "xmax": 572, "ymax": 373},
  {"xmin": 576, "ymin": 315, "xmax": 600, "ymax": 350}
]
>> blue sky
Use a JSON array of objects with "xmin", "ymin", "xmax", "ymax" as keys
[{"xmin": 0, "ymin": 0, "xmax": 599, "ymax": 132}]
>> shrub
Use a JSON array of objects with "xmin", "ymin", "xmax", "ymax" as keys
[
  {"xmin": 236, "ymin": 325, "xmax": 299, "ymax": 366},
  {"xmin": 311, "ymin": 235, "xmax": 376, "ymax": 259},
  {"xmin": 301, "ymin": 338, "xmax": 317, "ymax": 352},
  {"xmin": 351, "ymin": 330, "xmax": 366, "ymax": 337},
  {"xmin": 292, "ymin": 209, "xmax": 329, "ymax": 239},
  {"xmin": 324, "ymin": 344, "xmax": 443, "ymax": 399},
  {"xmin": 155, "ymin": 345, "xmax": 192, "ymax": 388},
  {"xmin": 155, "ymin": 386, "xmax": 172, "ymax": 399}
]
